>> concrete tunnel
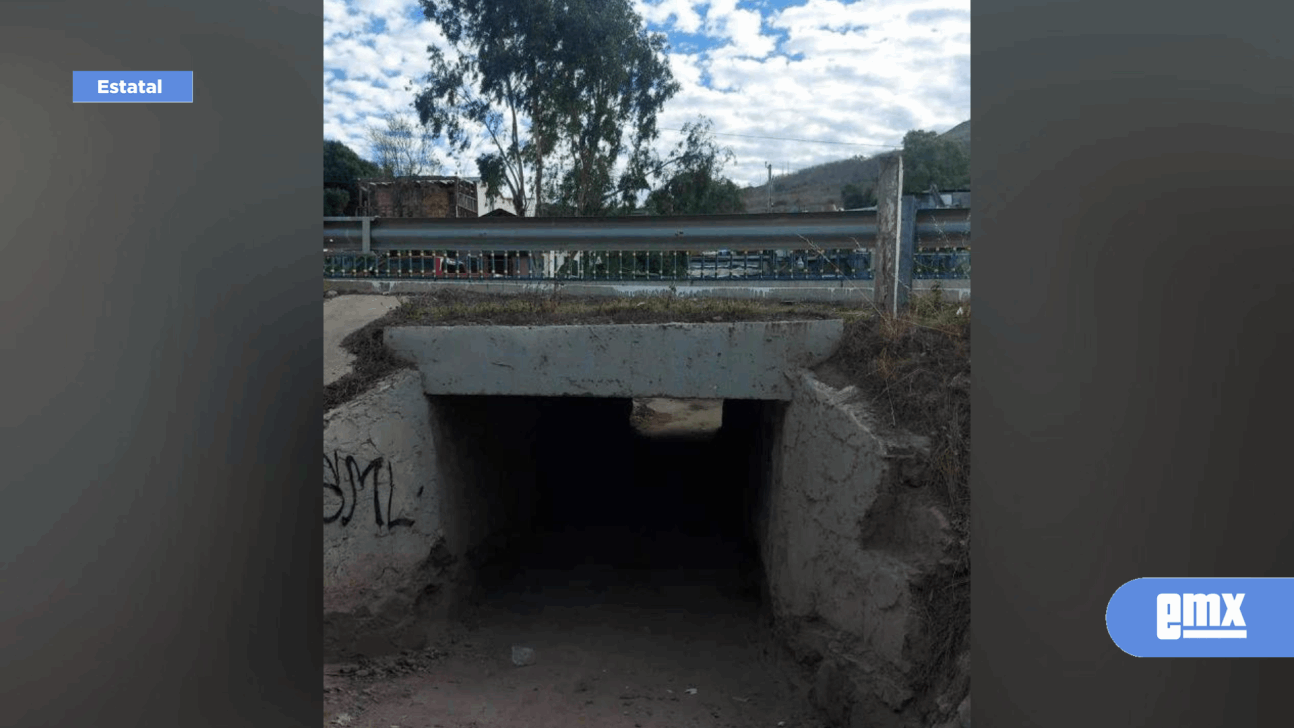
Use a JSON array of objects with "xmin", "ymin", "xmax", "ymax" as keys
[
  {"xmin": 326, "ymin": 319, "xmax": 949, "ymax": 724},
  {"xmin": 377, "ymin": 321, "xmax": 846, "ymax": 607}
]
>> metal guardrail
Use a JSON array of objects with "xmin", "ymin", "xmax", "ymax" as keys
[
  {"xmin": 324, "ymin": 209, "xmax": 970, "ymax": 252},
  {"xmin": 322, "ymin": 208, "xmax": 971, "ymax": 282}
]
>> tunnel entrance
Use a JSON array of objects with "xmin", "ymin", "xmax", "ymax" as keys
[
  {"xmin": 326, "ymin": 318, "xmax": 965, "ymax": 728},
  {"xmin": 431, "ymin": 395, "xmax": 780, "ymax": 612},
  {"xmin": 402, "ymin": 394, "xmax": 837, "ymax": 727}
]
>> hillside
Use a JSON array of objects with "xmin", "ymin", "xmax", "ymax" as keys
[
  {"xmin": 739, "ymin": 121, "xmax": 970, "ymax": 213},
  {"xmin": 940, "ymin": 120, "xmax": 970, "ymax": 148}
]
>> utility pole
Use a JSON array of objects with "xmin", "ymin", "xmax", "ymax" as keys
[{"xmin": 766, "ymin": 162, "xmax": 773, "ymax": 212}]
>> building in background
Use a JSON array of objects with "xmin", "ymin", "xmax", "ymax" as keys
[
  {"xmin": 461, "ymin": 177, "xmax": 520, "ymax": 217},
  {"xmin": 357, "ymin": 176, "xmax": 479, "ymax": 218}
]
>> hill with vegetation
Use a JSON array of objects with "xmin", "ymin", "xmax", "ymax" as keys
[{"xmin": 740, "ymin": 121, "xmax": 970, "ymax": 213}]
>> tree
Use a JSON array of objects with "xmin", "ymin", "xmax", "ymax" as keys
[
  {"xmin": 324, "ymin": 188, "xmax": 349, "ymax": 216},
  {"xmin": 645, "ymin": 117, "xmax": 746, "ymax": 216},
  {"xmin": 900, "ymin": 130, "xmax": 970, "ymax": 194},
  {"xmin": 412, "ymin": 0, "xmax": 678, "ymax": 216},
  {"xmin": 542, "ymin": 0, "xmax": 679, "ymax": 216},
  {"xmin": 366, "ymin": 112, "xmax": 441, "ymax": 178},
  {"xmin": 324, "ymin": 140, "xmax": 381, "ymax": 215},
  {"xmin": 840, "ymin": 183, "xmax": 876, "ymax": 209},
  {"xmin": 365, "ymin": 112, "xmax": 444, "ymax": 217}
]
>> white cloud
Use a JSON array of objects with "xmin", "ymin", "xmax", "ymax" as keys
[
  {"xmin": 702, "ymin": 0, "xmax": 775, "ymax": 59},
  {"xmin": 633, "ymin": 0, "xmax": 706, "ymax": 34},
  {"xmin": 325, "ymin": 0, "xmax": 970, "ymax": 191}
]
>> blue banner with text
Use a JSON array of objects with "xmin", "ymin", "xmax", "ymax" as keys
[{"xmin": 73, "ymin": 71, "xmax": 193, "ymax": 103}]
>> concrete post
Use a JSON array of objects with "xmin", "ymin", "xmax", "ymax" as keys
[{"xmin": 874, "ymin": 154, "xmax": 903, "ymax": 315}]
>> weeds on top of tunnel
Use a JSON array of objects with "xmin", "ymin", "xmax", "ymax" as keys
[
  {"xmin": 388, "ymin": 288, "xmax": 864, "ymax": 327},
  {"xmin": 830, "ymin": 286, "xmax": 970, "ymax": 511}
]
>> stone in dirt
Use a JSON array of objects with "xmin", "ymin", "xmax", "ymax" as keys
[{"xmin": 511, "ymin": 645, "xmax": 536, "ymax": 666}]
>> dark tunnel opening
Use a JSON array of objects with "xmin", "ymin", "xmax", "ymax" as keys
[{"xmin": 430, "ymin": 395, "xmax": 781, "ymax": 612}]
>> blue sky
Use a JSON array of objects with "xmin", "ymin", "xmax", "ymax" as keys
[{"xmin": 324, "ymin": 0, "xmax": 969, "ymax": 192}]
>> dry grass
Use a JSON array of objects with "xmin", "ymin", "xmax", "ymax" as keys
[
  {"xmin": 389, "ymin": 287, "xmax": 860, "ymax": 327},
  {"xmin": 824, "ymin": 288, "xmax": 970, "ymax": 515}
]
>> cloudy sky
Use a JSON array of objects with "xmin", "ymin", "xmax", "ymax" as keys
[{"xmin": 324, "ymin": 0, "xmax": 969, "ymax": 191}]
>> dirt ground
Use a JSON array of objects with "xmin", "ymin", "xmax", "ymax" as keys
[
  {"xmin": 324, "ymin": 556, "xmax": 827, "ymax": 728},
  {"xmin": 324, "ymin": 400, "xmax": 829, "ymax": 728}
]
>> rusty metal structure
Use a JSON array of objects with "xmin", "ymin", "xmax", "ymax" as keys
[{"xmin": 356, "ymin": 176, "xmax": 478, "ymax": 219}]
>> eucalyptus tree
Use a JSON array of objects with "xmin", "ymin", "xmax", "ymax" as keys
[
  {"xmin": 646, "ymin": 116, "xmax": 746, "ymax": 216},
  {"xmin": 412, "ymin": 0, "xmax": 678, "ymax": 216}
]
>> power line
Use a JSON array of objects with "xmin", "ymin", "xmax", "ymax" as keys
[{"xmin": 660, "ymin": 127, "xmax": 901, "ymax": 149}]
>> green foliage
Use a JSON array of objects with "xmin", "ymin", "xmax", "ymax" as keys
[
  {"xmin": 324, "ymin": 188, "xmax": 349, "ymax": 216},
  {"xmin": 324, "ymin": 140, "xmax": 380, "ymax": 215},
  {"xmin": 413, "ymin": 0, "xmax": 678, "ymax": 216},
  {"xmin": 900, "ymin": 130, "xmax": 970, "ymax": 194},
  {"xmin": 645, "ymin": 117, "xmax": 746, "ymax": 216},
  {"xmin": 840, "ymin": 182, "xmax": 876, "ymax": 209}
]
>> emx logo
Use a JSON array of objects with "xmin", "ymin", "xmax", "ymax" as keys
[
  {"xmin": 1107, "ymin": 578, "xmax": 1288, "ymax": 657},
  {"xmin": 1156, "ymin": 593, "xmax": 1246, "ymax": 639}
]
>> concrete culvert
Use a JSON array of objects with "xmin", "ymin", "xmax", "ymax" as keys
[{"xmin": 324, "ymin": 318, "xmax": 970, "ymax": 728}]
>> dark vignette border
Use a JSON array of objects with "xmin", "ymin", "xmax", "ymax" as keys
[
  {"xmin": 0, "ymin": 2, "xmax": 322, "ymax": 725},
  {"xmin": 973, "ymin": 0, "xmax": 1294, "ymax": 725}
]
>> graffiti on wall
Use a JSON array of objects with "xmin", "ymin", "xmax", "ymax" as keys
[{"xmin": 324, "ymin": 451, "xmax": 416, "ymax": 529}]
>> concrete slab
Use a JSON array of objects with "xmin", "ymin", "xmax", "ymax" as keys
[
  {"xmin": 386, "ymin": 320, "xmax": 845, "ymax": 400},
  {"xmin": 324, "ymin": 295, "xmax": 404, "ymax": 385}
]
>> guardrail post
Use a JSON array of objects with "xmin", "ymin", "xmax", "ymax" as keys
[
  {"xmin": 896, "ymin": 195, "xmax": 917, "ymax": 311},
  {"xmin": 361, "ymin": 217, "xmax": 371, "ymax": 255}
]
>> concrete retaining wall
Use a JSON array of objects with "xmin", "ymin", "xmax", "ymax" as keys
[
  {"xmin": 323, "ymin": 369, "xmax": 450, "ymax": 653},
  {"xmin": 758, "ymin": 371, "xmax": 962, "ymax": 728},
  {"xmin": 323, "ymin": 375, "xmax": 557, "ymax": 656}
]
